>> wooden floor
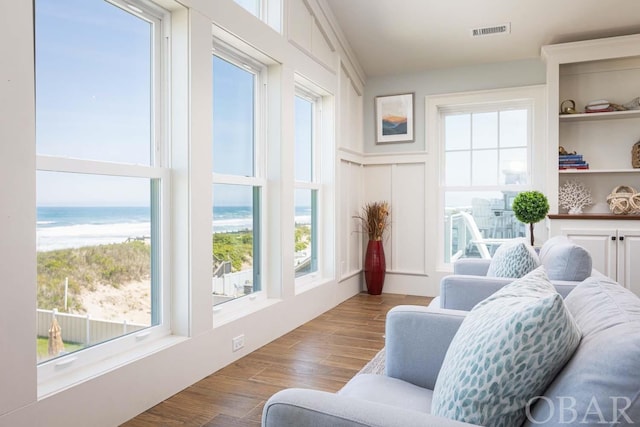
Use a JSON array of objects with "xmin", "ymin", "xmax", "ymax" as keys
[{"xmin": 122, "ymin": 292, "xmax": 430, "ymax": 427}]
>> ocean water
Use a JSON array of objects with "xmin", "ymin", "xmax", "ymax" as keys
[
  {"xmin": 37, "ymin": 206, "xmax": 312, "ymax": 252},
  {"xmin": 37, "ymin": 207, "xmax": 151, "ymax": 252}
]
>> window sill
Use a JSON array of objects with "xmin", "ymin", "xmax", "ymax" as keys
[
  {"xmin": 37, "ymin": 334, "xmax": 187, "ymax": 399},
  {"xmin": 295, "ymin": 276, "xmax": 332, "ymax": 295},
  {"xmin": 212, "ymin": 297, "xmax": 282, "ymax": 327}
]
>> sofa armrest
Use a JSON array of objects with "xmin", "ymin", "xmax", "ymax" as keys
[
  {"xmin": 262, "ymin": 388, "xmax": 479, "ymax": 427},
  {"xmin": 453, "ymin": 258, "xmax": 491, "ymax": 275},
  {"xmin": 385, "ymin": 306, "xmax": 466, "ymax": 390},
  {"xmin": 440, "ymin": 275, "xmax": 514, "ymax": 310}
]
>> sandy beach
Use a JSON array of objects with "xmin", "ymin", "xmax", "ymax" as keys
[{"xmin": 79, "ymin": 279, "xmax": 151, "ymax": 325}]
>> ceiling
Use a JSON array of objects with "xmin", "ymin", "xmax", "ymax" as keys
[{"xmin": 325, "ymin": 0, "xmax": 640, "ymax": 77}]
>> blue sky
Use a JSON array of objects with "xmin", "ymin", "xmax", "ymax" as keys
[
  {"xmin": 36, "ymin": 0, "xmax": 150, "ymax": 164},
  {"xmin": 36, "ymin": 0, "xmax": 311, "ymax": 208},
  {"xmin": 213, "ymin": 56, "xmax": 254, "ymax": 178},
  {"xmin": 35, "ymin": 0, "xmax": 151, "ymax": 206}
]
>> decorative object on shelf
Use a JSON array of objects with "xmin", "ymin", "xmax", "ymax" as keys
[
  {"xmin": 558, "ymin": 149, "xmax": 589, "ymax": 170},
  {"xmin": 623, "ymin": 96, "xmax": 640, "ymax": 110},
  {"xmin": 584, "ymin": 99, "xmax": 627, "ymax": 113},
  {"xmin": 559, "ymin": 180, "xmax": 593, "ymax": 214},
  {"xmin": 560, "ymin": 99, "xmax": 578, "ymax": 114},
  {"xmin": 606, "ymin": 185, "xmax": 637, "ymax": 215},
  {"xmin": 374, "ymin": 93, "xmax": 415, "ymax": 144},
  {"xmin": 585, "ymin": 99, "xmax": 615, "ymax": 113},
  {"xmin": 511, "ymin": 191, "xmax": 550, "ymax": 246},
  {"xmin": 354, "ymin": 201, "xmax": 390, "ymax": 295},
  {"xmin": 632, "ymin": 140, "xmax": 640, "ymax": 168},
  {"xmin": 630, "ymin": 193, "xmax": 640, "ymax": 215},
  {"xmin": 558, "ymin": 146, "xmax": 576, "ymax": 155}
]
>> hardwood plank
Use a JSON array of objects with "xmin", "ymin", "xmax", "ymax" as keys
[
  {"xmin": 188, "ymin": 376, "xmax": 282, "ymax": 401},
  {"xmin": 122, "ymin": 293, "xmax": 431, "ymax": 427},
  {"xmin": 321, "ymin": 353, "xmax": 377, "ymax": 370},
  {"xmin": 140, "ymin": 398, "xmax": 215, "ymax": 426},
  {"xmin": 202, "ymin": 414, "xmax": 260, "ymax": 427},
  {"xmin": 243, "ymin": 403, "xmax": 266, "ymax": 424}
]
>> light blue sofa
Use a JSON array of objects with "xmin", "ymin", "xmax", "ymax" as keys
[
  {"xmin": 262, "ymin": 275, "xmax": 640, "ymax": 426},
  {"xmin": 435, "ymin": 235, "xmax": 597, "ymax": 311}
]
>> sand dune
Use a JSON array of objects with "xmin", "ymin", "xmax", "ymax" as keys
[{"xmin": 79, "ymin": 279, "xmax": 151, "ymax": 325}]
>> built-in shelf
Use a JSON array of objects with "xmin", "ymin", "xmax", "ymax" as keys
[
  {"xmin": 559, "ymin": 168, "xmax": 640, "ymax": 174},
  {"xmin": 549, "ymin": 213, "xmax": 640, "ymax": 220},
  {"xmin": 559, "ymin": 109, "xmax": 640, "ymax": 122}
]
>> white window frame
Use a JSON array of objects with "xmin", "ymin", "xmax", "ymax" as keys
[
  {"xmin": 440, "ymin": 101, "xmax": 533, "ymax": 189},
  {"xmin": 211, "ymin": 42, "xmax": 268, "ymax": 314},
  {"xmin": 36, "ymin": 0, "xmax": 172, "ymax": 386},
  {"xmin": 233, "ymin": 0, "xmax": 282, "ymax": 33},
  {"xmin": 293, "ymin": 84, "xmax": 324, "ymax": 289},
  {"xmin": 427, "ymin": 86, "xmax": 546, "ymax": 271}
]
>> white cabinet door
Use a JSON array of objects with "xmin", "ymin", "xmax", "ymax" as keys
[
  {"xmin": 618, "ymin": 229, "xmax": 640, "ymax": 295},
  {"xmin": 562, "ymin": 228, "xmax": 617, "ymax": 281}
]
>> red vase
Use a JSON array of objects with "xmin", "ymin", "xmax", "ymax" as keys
[{"xmin": 364, "ymin": 240, "xmax": 386, "ymax": 295}]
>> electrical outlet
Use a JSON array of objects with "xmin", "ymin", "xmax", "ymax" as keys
[{"xmin": 232, "ymin": 334, "xmax": 245, "ymax": 352}]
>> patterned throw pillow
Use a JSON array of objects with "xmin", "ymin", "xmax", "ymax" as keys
[
  {"xmin": 486, "ymin": 238, "xmax": 540, "ymax": 278},
  {"xmin": 431, "ymin": 267, "xmax": 581, "ymax": 427}
]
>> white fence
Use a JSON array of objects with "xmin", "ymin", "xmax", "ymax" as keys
[
  {"xmin": 212, "ymin": 269, "xmax": 253, "ymax": 299},
  {"xmin": 37, "ymin": 309, "xmax": 147, "ymax": 345}
]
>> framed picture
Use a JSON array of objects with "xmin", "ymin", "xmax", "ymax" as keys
[{"xmin": 375, "ymin": 93, "xmax": 415, "ymax": 144}]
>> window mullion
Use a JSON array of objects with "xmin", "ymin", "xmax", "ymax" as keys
[
  {"xmin": 497, "ymin": 109, "xmax": 503, "ymax": 149},
  {"xmin": 36, "ymin": 155, "xmax": 166, "ymax": 179},
  {"xmin": 294, "ymin": 181, "xmax": 319, "ymax": 190},
  {"xmin": 213, "ymin": 173, "xmax": 264, "ymax": 187}
]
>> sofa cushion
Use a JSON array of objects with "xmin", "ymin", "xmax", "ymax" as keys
[
  {"xmin": 524, "ymin": 276, "xmax": 640, "ymax": 426},
  {"xmin": 486, "ymin": 238, "xmax": 540, "ymax": 278},
  {"xmin": 539, "ymin": 235, "xmax": 592, "ymax": 281},
  {"xmin": 432, "ymin": 267, "xmax": 581, "ymax": 427},
  {"xmin": 339, "ymin": 374, "xmax": 433, "ymax": 414},
  {"xmin": 487, "ymin": 239, "xmax": 540, "ymax": 279}
]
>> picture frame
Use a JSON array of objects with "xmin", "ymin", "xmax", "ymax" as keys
[{"xmin": 375, "ymin": 92, "xmax": 415, "ymax": 144}]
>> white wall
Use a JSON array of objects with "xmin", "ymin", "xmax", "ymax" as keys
[
  {"xmin": 358, "ymin": 61, "xmax": 547, "ymax": 296},
  {"xmin": 0, "ymin": 2, "xmax": 37, "ymax": 421},
  {"xmin": 363, "ymin": 59, "xmax": 546, "ymax": 154},
  {"xmin": 0, "ymin": 0, "xmax": 367, "ymax": 426}
]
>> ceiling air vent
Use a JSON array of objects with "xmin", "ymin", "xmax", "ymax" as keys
[{"xmin": 471, "ymin": 23, "xmax": 511, "ymax": 37}]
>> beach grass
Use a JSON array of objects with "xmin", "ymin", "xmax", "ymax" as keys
[
  {"xmin": 213, "ymin": 227, "xmax": 311, "ymax": 272},
  {"xmin": 38, "ymin": 227, "xmax": 313, "ymax": 312},
  {"xmin": 212, "ymin": 231, "xmax": 253, "ymax": 271},
  {"xmin": 295, "ymin": 225, "xmax": 311, "ymax": 252},
  {"xmin": 37, "ymin": 240, "xmax": 151, "ymax": 313}
]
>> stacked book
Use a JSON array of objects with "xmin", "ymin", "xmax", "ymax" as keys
[{"xmin": 559, "ymin": 153, "xmax": 589, "ymax": 170}]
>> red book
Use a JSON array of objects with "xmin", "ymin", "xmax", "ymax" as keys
[{"xmin": 559, "ymin": 165, "xmax": 589, "ymax": 170}]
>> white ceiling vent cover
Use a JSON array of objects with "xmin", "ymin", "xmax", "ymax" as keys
[{"xmin": 471, "ymin": 23, "xmax": 511, "ymax": 37}]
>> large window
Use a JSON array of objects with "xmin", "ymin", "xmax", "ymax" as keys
[
  {"xmin": 212, "ymin": 51, "xmax": 264, "ymax": 305},
  {"xmin": 441, "ymin": 103, "xmax": 532, "ymax": 264},
  {"xmin": 35, "ymin": 0, "xmax": 169, "ymax": 369},
  {"xmin": 294, "ymin": 91, "xmax": 321, "ymax": 282}
]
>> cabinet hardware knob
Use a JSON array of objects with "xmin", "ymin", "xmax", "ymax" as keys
[
  {"xmin": 611, "ymin": 236, "xmax": 617, "ymax": 241},
  {"xmin": 620, "ymin": 236, "xmax": 625, "ymax": 241}
]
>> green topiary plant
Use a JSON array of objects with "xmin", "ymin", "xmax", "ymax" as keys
[{"xmin": 511, "ymin": 191, "xmax": 550, "ymax": 246}]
